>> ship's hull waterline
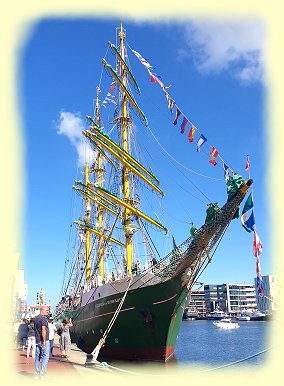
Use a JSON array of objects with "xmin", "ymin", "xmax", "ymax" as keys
[{"xmin": 69, "ymin": 274, "xmax": 187, "ymax": 362}]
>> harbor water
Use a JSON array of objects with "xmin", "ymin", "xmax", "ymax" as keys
[{"xmin": 174, "ymin": 319, "xmax": 271, "ymax": 367}]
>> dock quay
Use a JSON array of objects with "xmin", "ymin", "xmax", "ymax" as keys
[
  {"xmin": 13, "ymin": 336, "xmax": 174, "ymax": 382},
  {"xmin": 14, "ymin": 336, "xmax": 116, "ymax": 382}
]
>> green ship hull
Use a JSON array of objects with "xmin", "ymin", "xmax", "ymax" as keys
[{"xmin": 70, "ymin": 273, "xmax": 187, "ymax": 362}]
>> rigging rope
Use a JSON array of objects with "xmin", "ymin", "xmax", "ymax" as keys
[
  {"xmin": 147, "ymin": 124, "xmax": 211, "ymax": 185},
  {"xmin": 92, "ymin": 209, "xmax": 121, "ymax": 274},
  {"xmin": 97, "ymin": 45, "xmax": 110, "ymax": 91},
  {"xmin": 139, "ymin": 219, "xmax": 161, "ymax": 258},
  {"xmin": 193, "ymin": 223, "xmax": 230, "ymax": 284},
  {"xmin": 60, "ymin": 174, "xmax": 80, "ymax": 298},
  {"xmin": 62, "ymin": 240, "xmax": 84, "ymax": 299},
  {"xmin": 63, "ymin": 210, "xmax": 122, "ymax": 318},
  {"xmin": 139, "ymin": 126, "xmax": 211, "ymax": 205}
]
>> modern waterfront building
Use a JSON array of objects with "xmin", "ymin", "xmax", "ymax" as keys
[
  {"xmin": 255, "ymin": 274, "xmax": 280, "ymax": 313},
  {"xmin": 204, "ymin": 284, "xmax": 219, "ymax": 313},
  {"xmin": 187, "ymin": 289, "xmax": 206, "ymax": 316},
  {"xmin": 204, "ymin": 283, "xmax": 257, "ymax": 315}
]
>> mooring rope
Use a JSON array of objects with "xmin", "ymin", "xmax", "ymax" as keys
[
  {"xmin": 200, "ymin": 346, "xmax": 272, "ymax": 372},
  {"xmin": 90, "ymin": 346, "xmax": 271, "ymax": 376},
  {"xmin": 91, "ymin": 275, "xmax": 134, "ymax": 361}
]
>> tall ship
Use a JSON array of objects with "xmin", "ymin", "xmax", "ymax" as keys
[{"xmin": 56, "ymin": 21, "xmax": 252, "ymax": 362}]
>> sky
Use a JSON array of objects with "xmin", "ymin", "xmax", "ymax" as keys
[{"xmin": 18, "ymin": 17, "xmax": 269, "ymax": 308}]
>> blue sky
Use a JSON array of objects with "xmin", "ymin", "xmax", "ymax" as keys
[{"xmin": 19, "ymin": 18, "xmax": 269, "ymax": 307}]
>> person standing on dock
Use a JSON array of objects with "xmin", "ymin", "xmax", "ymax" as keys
[
  {"xmin": 18, "ymin": 319, "xmax": 28, "ymax": 351},
  {"xmin": 26, "ymin": 318, "xmax": 36, "ymax": 358},
  {"xmin": 59, "ymin": 317, "xmax": 73, "ymax": 358},
  {"xmin": 48, "ymin": 317, "xmax": 57, "ymax": 357},
  {"xmin": 34, "ymin": 306, "xmax": 50, "ymax": 378}
]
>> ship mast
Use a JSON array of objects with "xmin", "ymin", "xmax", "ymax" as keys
[
  {"xmin": 94, "ymin": 93, "xmax": 105, "ymax": 281},
  {"xmin": 118, "ymin": 20, "xmax": 133, "ymax": 275},
  {"xmin": 84, "ymin": 163, "xmax": 91, "ymax": 281},
  {"xmin": 84, "ymin": 93, "xmax": 104, "ymax": 283},
  {"xmin": 73, "ymin": 21, "xmax": 167, "ymax": 287}
]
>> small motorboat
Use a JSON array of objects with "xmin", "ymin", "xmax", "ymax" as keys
[
  {"xmin": 213, "ymin": 318, "xmax": 240, "ymax": 329},
  {"xmin": 250, "ymin": 311, "xmax": 267, "ymax": 321},
  {"xmin": 207, "ymin": 309, "xmax": 227, "ymax": 320},
  {"xmin": 183, "ymin": 309, "xmax": 198, "ymax": 320},
  {"xmin": 237, "ymin": 313, "xmax": 251, "ymax": 321}
]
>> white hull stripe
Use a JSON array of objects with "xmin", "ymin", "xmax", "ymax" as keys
[
  {"xmin": 153, "ymin": 293, "xmax": 177, "ymax": 305},
  {"xmin": 75, "ymin": 306, "xmax": 135, "ymax": 323}
]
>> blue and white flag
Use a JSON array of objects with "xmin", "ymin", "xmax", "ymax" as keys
[
  {"xmin": 241, "ymin": 193, "xmax": 255, "ymax": 232},
  {"xmin": 243, "ymin": 210, "xmax": 255, "ymax": 232},
  {"xmin": 241, "ymin": 193, "xmax": 254, "ymax": 232},
  {"xmin": 223, "ymin": 163, "xmax": 229, "ymax": 182},
  {"xmin": 196, "ymin": 134, "xmax": 207, "ymax": 152}
]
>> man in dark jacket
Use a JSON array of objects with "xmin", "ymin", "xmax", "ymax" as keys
[{"xmin": 34, "ymin": 306, "xmax": 50, "ymax": 378}]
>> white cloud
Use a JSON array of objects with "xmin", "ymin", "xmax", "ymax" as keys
[
  {"xmin": 56, "ymin": 111, "xmax": 96, "ymax": 166},
  {"xmin": 180, "ymin": 20, "xmax": 265, "ymax": 84}
]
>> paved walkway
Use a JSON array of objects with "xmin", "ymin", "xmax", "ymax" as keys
[
  {"xmin": 14, "ymin": 337, "xmax": 115, "ymax": 381},
  {"xmin": 13, "ymin": 338, "xmax": 178, "ymax": 382}
]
